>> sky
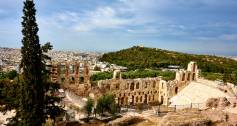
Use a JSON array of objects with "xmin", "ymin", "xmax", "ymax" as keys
[{"xmin": 0, "ymin": 0, "xmax": 237, "ymax": 55}]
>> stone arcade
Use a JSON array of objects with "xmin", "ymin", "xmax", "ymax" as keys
[
  {"xmin": 50, "ymin": 61, "xmax": 198, "ymax": 106},
  {"xmin": 50, "ymin": 61, "xmax": 90, "ymax": 85},
  {"xmin": 97, "ymin": 61, "xmax": 198, "ymax": 106}
]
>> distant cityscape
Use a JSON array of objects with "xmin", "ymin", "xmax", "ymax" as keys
[{"xmin": 0, "ymin": 47, "xmax": 128, "ymax": 73}]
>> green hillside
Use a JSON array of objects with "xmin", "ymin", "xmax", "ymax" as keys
[{"xmin": 100, "ymin": 46, "xmax": 237, "ymax": 84}]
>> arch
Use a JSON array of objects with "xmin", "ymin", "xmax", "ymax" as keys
[
  {"xmin": 182, "ymin": 73, "xmax": 185, "ymax": 81},
  {"xmin": 153, "ymin": 81, "xmax": 156, "ymax": 88},
  {"xmin": 136, "ymin": 82, "xmax": 139, "ymax": 89},
  {"xmin": 130, "ymin": 82, "xmax": 134, "ymax": 91},
  {"xmin": 131, "ymin": 96, "xmax": 134, "ymax": 105},
  {"xmin": 175, "ymin": 87, "xmax": 178, "ymax": 94},
  {"xmin": 121, "ymin": 97, "xmax": 124, "ymax": 105},
  {"xmin": 69, "ymin": 64, "xmax": 74, "ymax": 74},
  {"xmin": 187, "ymin": 73, "xmax": 191, "ymax": 81},
  {"xmin": 160, "ymin": 96, "xmax": 164, "ymax": 104},
  {"xmin": 144, "ymin": 94, "xmax": 148, "ymax": 104},
  {"xmin": 193, "ymin": 63, "xmax": 196, "ymax": 72},
  {"xmin": 192, "ymin": 73, "xmax": 196, "ymax": 80}
]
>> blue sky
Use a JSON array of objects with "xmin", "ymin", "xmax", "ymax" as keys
[{"xmin": 0, "ymin": 0, "xmax": 237, "ymax": 55}]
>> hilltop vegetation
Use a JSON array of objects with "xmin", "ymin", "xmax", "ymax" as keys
[
  {"xmin": 90, "ymin": 70, "xmax": 175, "ymax": 82},
  {"xmin": 100, "ymin": 46, "xmax": 237, "ymax": 84}
]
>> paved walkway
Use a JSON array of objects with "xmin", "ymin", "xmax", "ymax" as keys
[{"xmin": 64, "ymin": 90, "xmax": 86, "ymax": 108}]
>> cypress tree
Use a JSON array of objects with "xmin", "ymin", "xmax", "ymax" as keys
[
  {"xmin": 19, "ymin": 0, "xmax": 45, "ymax": 125},
  {"xmin": 10, "ymin": 0, "xmax": 63, "ymax": 125}
]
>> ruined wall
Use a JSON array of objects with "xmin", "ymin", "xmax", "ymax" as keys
[
  {"xmin": 97, "ymin": 61, "xmax": 199, "ymax": 106},
  {"xmin": 98, "ymin": 77, "xmax": 167, "ymax": 106},
  {"xmin": 51, "ymin": 61, "xmax": 90, "ymax": 85},
  {"xmin": 169, "ymin": 61, "xmax": 198, "ymax": 98}
]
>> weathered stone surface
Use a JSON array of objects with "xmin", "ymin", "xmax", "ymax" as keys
[
  {"xmin": 206, "ymin": 97, "xmax": 230, "ymax": 108},
  {"xmin": 218, "ymin": 97, "xmax": 230, "ymax": 108},
  {"xmin": 159, "ymin": 109, "xmax": 211, "ymax": 126},
  {"xmin": 97, "ymin": 62, "xmax": 198, "ymax": 107},
  {"xmin": 206, "ymin": 98, "xmax": 219, "ymax": 108}
]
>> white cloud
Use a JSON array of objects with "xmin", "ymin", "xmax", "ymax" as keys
[
  {"xmin": 39, "ymin": 0, "xmax": 163, "ymax": 32},
  {"xmin": 75, "ymin": 6, "xmax": 132, "ymax": 32}
]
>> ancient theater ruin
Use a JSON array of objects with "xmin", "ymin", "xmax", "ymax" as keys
[
  {"xmin": 50, "ymin": 61, "xmax": 90, "ymax": 85},
  {"xmin": 50, "ymin": 61, "xmax": 199, "ymax": 106},
  {"xmin": 97, "ymin": 61, "xmax": 199, "ymax": 106}
]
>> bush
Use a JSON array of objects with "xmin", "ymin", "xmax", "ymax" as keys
[
  {"xmin": 96, "ymin": 93, "xmax": 117, "ymax": 116},
  {"xmin": 84, "ymin": 97, "xmax": 94, "ymax": 122}
]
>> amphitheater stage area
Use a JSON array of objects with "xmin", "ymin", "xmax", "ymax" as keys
[{"xmin": 170, "ymin": 79, "xmax": 234, "ymax": 109}]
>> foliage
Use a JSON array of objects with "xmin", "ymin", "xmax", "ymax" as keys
[
  {"xmin": 94, "ymin": 65, "xmax": 101, "ymax": 71},
  {"xmin": 2, "ymin": 1, "xmax": 64, "ymax": 125},
  {"xmin": 90, "ymin": 72, "xmax": 113, "ymax": 81},
  {"xmin": 6, "ymin": 70, "xmax": 18, "ymax": 80},
  {"xmin": 100, "ymin": 46, "xmax": 237, "ymax": 74},
  {"xmin": 200, "ymin": 71, "xmax": 237, "ymax": 84},
  {"xmin": 200, "ymin": 72, "xmax": 223, "ymax": 81},
  {"xmin": 0, "ymin": 78, "xmax": 20, "ymax": 109},
  {"xmin": 84, "ymin": 97, "xmax": 94, "ymax": 122},
  {"xmin": 0, "ymin": 70, "xmax": 18, "ymax": 80},
  {"xmin": 90, "ymin": 70, "xmax": 175, "ymax": 81},
  {"xmin": 100, "ymin": 46, "xmax": 237, "ymax": 84},
  {"xmin": 122, "ymin": 69, "xmax": 175, "ymax": 81},
  {"xmin": 96, "ymin": 94, "xmax": 117, "ymax": 116}
]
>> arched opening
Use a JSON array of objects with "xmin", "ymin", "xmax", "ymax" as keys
[
  {"xmin": 193, "ymin": 64, "xmax": 196, "ymax": 72},
  {"xmin": 131, "ymin": 96, "xmax": 134, "ymax": 105},
  {"xmin": 70, "ymin": 76, "xmax": 75, "ymax": 84},
  {"xmin": 175, "ymin": 87, "xmax": 178, "ymax": 94},
  {"xmin": 160, "ymin": 96, "xmax": 164, "ymax": 104},
  {"xmin": 192, "ymin": 73, "xmax": 196, "ymax": 80},
  {"xmin": 136, "ymin": 97, "xmax": 138, "ymax": 103},
  {"xmin": 153, "ymin": 81, "xmax": 156, "ymax": 88},
  {"xmin": 144, "ymin": 94, "xmax": 148, "ymax": 104},
  {"xmin": 182, "ymin": 73, "xmax": 185, "ymax": 81},
  {"xmin": 130, "ymin": 82, "xmax": 134, "ymax": 91},
  {"xmin": 187, "ymin": 73, "xmax": 191, "ymax": 81},
  {"xmin": 136, "ymin": 82, "xmax": 139, "ymax": 89}
]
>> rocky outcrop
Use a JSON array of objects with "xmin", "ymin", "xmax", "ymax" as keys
[
  {"xmin": 206, "ymin": 97, "xmax": 230, "ymax": 108},
  {"xmin": 159, "ymin": 109, "xmax": 211, "ymax": 126}
]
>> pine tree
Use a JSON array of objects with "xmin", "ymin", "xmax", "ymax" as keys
[{"xmin": 9, "ymin": 0, "xmax": 63, "ymax": 125}]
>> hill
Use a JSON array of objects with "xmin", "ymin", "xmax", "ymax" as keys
[{"xmin": 100, "ymin": 46, "xmax": 237, "ymax": 83}]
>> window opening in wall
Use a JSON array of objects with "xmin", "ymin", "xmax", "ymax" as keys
[
  {"xmin": 192, "ymin": 73, "xmax": 195, "ymax": 80},
  {"xmin": 161, "ymin": 96, "xmax": 164, "ymax": 104},
  {"xmin": 182, "ymin": 73, "xmax": 185, "ymax": 81},
  {"xmin": 175, "ymin": 87, "xmax": 178, "ymax": 94},
  {"xmin": 136, "ymin": 82, "xmax": 139, "ymax": 89},
  {"xmin": 153, "ymin": 81, "xmax": 156, "ymax": 88},
  {"xmin": 144, "ymin": 94, "xmax": 147, "ymax": 104},
  {"xmin": 130, "ymin": 82, "xmax": 134, "ymax": 91}
]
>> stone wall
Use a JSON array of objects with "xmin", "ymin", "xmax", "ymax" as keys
[
  {"xmin": 97, "ymin": 61, "xmax": 199, "ymax": 106},
  {"xmin": 50, "ymin": 61, "xmax": 90, "ymax": 85}
]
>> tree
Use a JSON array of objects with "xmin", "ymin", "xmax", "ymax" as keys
[
  {"xmin": 223, "ymin": 70, "xmax": 231, "ymax": 84},
  {"xmin": 84, "ymin": 97, "xmax": 94, "ymax": 122},
  {"xmin": 96, "ymin": 94, "xmax": 117, "ymax": 116},
  {"xmin": 233, "ymin": 71, "xmax": 237, "ymax": 84},
  {"xmin": 94, "ymin": 65, "xmax": 101, "ymax": 71},
  {"xmin": 7, "ymin": 70, "xmax": 18, "ymax": 80},
  {"xmin": 9, "ymin": 0, "xmax": 63, "ymax": 125}
]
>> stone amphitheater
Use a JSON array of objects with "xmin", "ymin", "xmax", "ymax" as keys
[{"xmin": 50, "ymin": 61, "xmax": 237, "ymax": 108}]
